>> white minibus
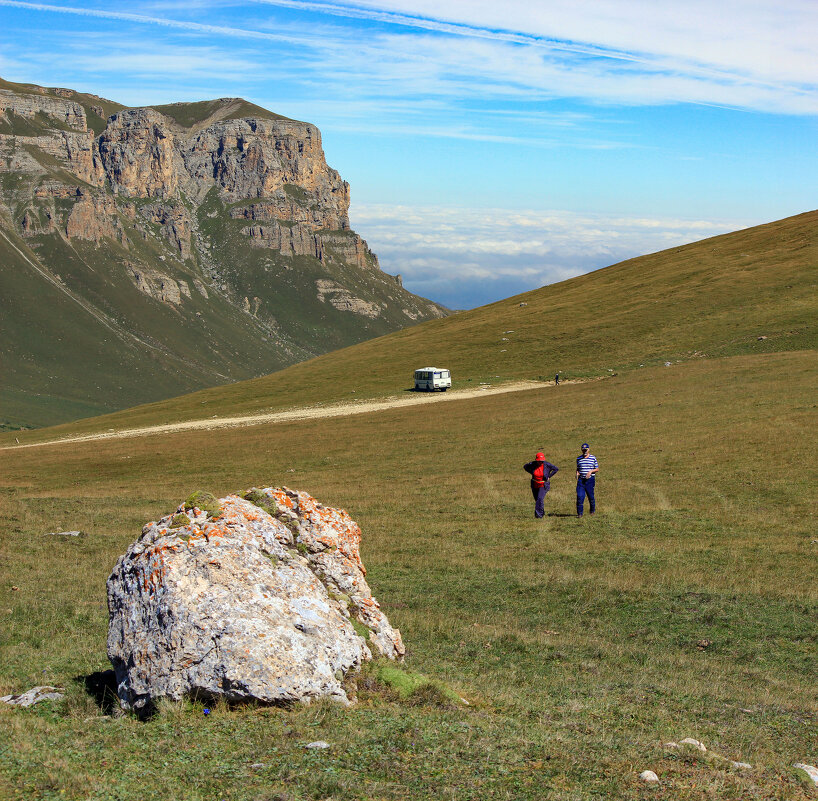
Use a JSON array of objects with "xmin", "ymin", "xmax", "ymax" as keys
[{"xmin": 414, "ymin": 367, "xmax": 451, "ymax": 392}]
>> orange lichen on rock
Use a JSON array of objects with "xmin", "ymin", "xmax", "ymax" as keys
[
  {"xmin": 108, "ymin": 482, "xmax": 407, "ymax": 713},
  {"xmin": 244, "ymin": 485, "xmax": 405, "ymax": 660}
]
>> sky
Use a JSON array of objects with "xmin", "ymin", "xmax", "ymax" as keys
[{"xmin": 1, "ymin": 1, "xmax": 816, "ymax": 308}]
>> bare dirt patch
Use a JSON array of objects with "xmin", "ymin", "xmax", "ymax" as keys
[{"xmin": 3, "ymin": 379, "xmax": 597, "ymax": 451}]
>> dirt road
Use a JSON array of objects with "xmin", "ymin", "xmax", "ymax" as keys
[{"xmin": 5, "ymin": 379, "xmax": 597, "ymax": 451}]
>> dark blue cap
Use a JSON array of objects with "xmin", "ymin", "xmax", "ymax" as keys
[{"xmin": 581, "ymin": 443, "xmax": 590, "ymax": 449}]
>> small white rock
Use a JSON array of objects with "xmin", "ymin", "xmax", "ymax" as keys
[
  {"xmin": 305, "ymin": 741, "xmax": 331, "ymax": 750},
  {"xmin": 662, "ymin": 742, "xmax": 679, "ymax": 749},
  {"xmin": 639, "ymin": 770, "xmax": 659, "ymax": 783},
  {"xmin": 730, "ymin": 761, "xmax": 752, "ymax": 770},
  {"xmin": 0, "ymin": 686, "xmax": 64, "ymax": 707},
  {"xmin": 679, "ymin": 738, "xmax": 707, "ymax": 752},
  {"xmin": 45, "ymin": 530, "xmax": 81, "ymax": 537},
  {"xmin": 794, "ymin": 763, "xmax": 818, "ymax": 786}
]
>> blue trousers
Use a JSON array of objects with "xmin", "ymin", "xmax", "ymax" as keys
[
  {"xmin": 576, "ymin": 476, "xmax": 595, "ymax": 516},
  {"xmin": 531, "ymin": 482, "xmax": 548, "ymax": 518}
]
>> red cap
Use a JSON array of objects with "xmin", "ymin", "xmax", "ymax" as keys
[{"xmin": 535, "ymin": 452, "xmax": 545, "ymax": 461}]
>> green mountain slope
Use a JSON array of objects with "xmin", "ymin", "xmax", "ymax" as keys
[
  {"xmin": 0, "ymin": 78, "xmax": 447, "ymax": 429},
  {"xmin": 9, "ymin": 208, "xmax": 815, "ymax": 443}
]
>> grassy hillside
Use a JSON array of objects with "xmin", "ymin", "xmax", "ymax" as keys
[
  {"xmin": 153, "ymin": 98, "xmax": 295, "ymax": 129},
  {"xmin": 0, "ymin": 217, "xmax": 313, "ymax": 430},
  {"xmin": 1, "ymin": 351, "xmax": 815, "ymax": 800},
  {"xmin": 0, "ymin": 77, "xmax": 124, "ymax": 135},
  {"xmin": 11, "ymin": 209, "xmax": 815, "ymax": 443}
]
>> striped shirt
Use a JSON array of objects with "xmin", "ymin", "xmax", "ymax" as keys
[{"xmin": 577, "ymin": 454, "xmax": 598, "ymax": 477}]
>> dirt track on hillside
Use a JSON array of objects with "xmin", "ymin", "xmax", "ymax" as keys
[{"xmin": 4, "ymin": 378, "xmax": 598, "ymax": 451}]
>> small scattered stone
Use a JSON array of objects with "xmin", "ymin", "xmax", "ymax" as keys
[
  {"xmin": 0, "ymin": 686, "xmax": 64, "ymax": 707},
  {"xmin": 639, "ymin": 770, "xmax": 659, "ymax": 783},
  {"xmin": 757, "ymin": 336, "xmax": 767, "ymax": 341},
  {"xmin": 249, "ymin": 763, "xmax": 266, "ymax": 769},
  {"xmin": 679, "ymin": 738, "xmax": 707, "ymax": 752},
  {"xmin": 696, "ymin": 639, "xmax": 712, "ymax": 650},
  {"xmin": 305, "ymin": 741, "xmax": 331, "ymax": 750},
  {"xmin": 11, "ymin": 586, "xmax": 18, "ymax": 591},
  {"xmin": 45, "ymin": 530, "xmax": 81, "ymax": 537},
  {"xmin": 662, "ymin": 742, "xmax": 679, "ymax": 749},
  {"xmin": 794, "ymin": 763, "xmax": 818, "ymax": 786},
  {"xmin": 730, "ymin": 761, "xmax": 752, "ymax": 770}
]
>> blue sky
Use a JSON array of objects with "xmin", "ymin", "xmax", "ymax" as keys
[{"xmin": 1, "ymin": 0, "xmax": 816, "ymax": 308}]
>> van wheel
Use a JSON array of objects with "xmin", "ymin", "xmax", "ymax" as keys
[{"xmin": 441, "ymin": 387, "xmax": 448, "ymax": 392}]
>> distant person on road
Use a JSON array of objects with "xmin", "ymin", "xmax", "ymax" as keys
[
  {"xmin": 555, "ymin": 373, "xmax": 560, "ymax": 386},
  {"xmin": 524, "ymin": 452, "xmax": 559, "ymax": 519},
  {"xmin": 576, "ymin": 443, "xmax": 599, "ymax": 517}
]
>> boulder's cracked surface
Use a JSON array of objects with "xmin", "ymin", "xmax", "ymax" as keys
[{"xmin": 107, "ymin": 488, "xmax": 403, "ymax": 713}]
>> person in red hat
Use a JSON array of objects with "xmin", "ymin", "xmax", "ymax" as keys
[{"xmin": 523, "ymin": 452, "xmax": 559, "ymax": 518}]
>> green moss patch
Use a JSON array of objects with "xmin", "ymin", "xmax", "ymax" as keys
[
  {"xmin": 362, "ymin": 661, "xmax": 464, "ymax": 709},
  {"xmin": 244, "ymin": 489, "xmax": 274, "ymax": 515},
  {"xmin": 244, "ymin": 490, "xmax": 298, "ymax": 532},
  {"xmin": 169, "ymin": 513, "xmax": 190, "ymax": 529},
  {"xmin": 182, "ymin": 490, "xmax": 221, "ymax": 518}
]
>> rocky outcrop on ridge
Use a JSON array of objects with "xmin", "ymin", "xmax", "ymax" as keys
[{"xmin": 107, "ymin": 487, "xmax": 403, "ymax": 713}]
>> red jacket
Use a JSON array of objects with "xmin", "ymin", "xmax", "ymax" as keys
[{"xmin": 524, "ymin": 460, "xmax": 559, "ymax": 487}]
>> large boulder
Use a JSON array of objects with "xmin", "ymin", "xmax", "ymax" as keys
[{"xmin": 107, "ymin": 487, "xmax": 404, "ymax": 713}]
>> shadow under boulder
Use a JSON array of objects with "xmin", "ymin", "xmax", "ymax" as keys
[{"xmin": 77, "ymin": 669, "xmax": 118, "ymax": 715}]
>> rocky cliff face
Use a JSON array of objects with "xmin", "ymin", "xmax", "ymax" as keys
[{"xmin": 0, "ymin": 79, "xmax": 447, "ymax": 428}]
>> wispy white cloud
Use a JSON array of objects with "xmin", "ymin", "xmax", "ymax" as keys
[
  {"xmin": 351, "ymin": 204, "xmax": 754, "ymax": 307},
  {"xmin": 294, "ymin": 0, "xmax": 818, "ymax": 87},
  {"xmin": 71, "ymin": 47, "xmax": 262, "ymax": 83},
  {"xmin": 0, "ymin": 0, "xmax": 310, "ymax": 45},
  {"xmin": 3, "ymin": 0, "xmax": 816, "ymax": 114},
  {"xmin": 250, "ymin": 0, "xmax": 818, "ymax": 113}
]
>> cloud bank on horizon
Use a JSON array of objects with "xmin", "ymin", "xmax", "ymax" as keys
[
  {"xmin": 351, "ymin": 205, "xmax": 749, "ymax": 309},
  {"xmin": 0, "ymin": 0, "xmax": 815, "ymax": 307}
]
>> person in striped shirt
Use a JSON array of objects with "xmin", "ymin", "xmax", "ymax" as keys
[{"xmin": 576, "ymin": 443, "xmax": 599, "ymax": 517}]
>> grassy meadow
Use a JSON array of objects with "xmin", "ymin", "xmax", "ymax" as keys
[
  {"xmin": 10, "ymin": 208, "xmax": 815, "ymax": 444},
  {"xmin": 1, "ymin": 350, "xmax": 816, "ymax": 800}
]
